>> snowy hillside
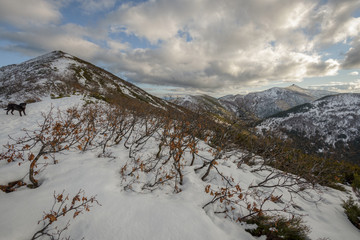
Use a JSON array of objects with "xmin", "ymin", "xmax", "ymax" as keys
[
  {"xmin": 169, "ymin": 94, "xmax": 257, "ymax": 122},
  {"xmin": 171, "ymin": 85, "xmax": 335, "ymax": 122},
  {"xmin": 257, "ymin": 94, "xmax": 360, "ymax": 161},
  {"xmin": 0, "ymin": 51, "xmax": 172, "ymax": 111},
  {"xmin": 285, "ymin": 84, "xmax": 336, "ymax": 99},
  {"xmin": 257, "ymin": 94, "xmax": 360, "ymax": 146},
  {"xmin": 170, "ymin": 94, "xmax": 237, "ymax": 121},
  {"xmin": 219, "ymin": 85, "xmax": 335, "ymax": 119},
  {"xmin": 1, "ymin": 96, "xmax": 359, "ymax": 240}
]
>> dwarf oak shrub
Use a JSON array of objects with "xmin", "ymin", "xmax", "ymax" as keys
[
  {"xmin": 31, "ymin": 189, "xmax": 100, "ymax": 240},
  {"xmin": 342, "ymin": 197, "xmax": 360, "ymax": 230},
  {"xmin": 245, "ymin": 215, "xmax": 310, "ymax": 240},
  {"xmin": 351, "ymin": 173, "xmax": 360, "ymax": 196}
]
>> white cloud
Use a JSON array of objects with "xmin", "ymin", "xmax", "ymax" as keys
[
  {"xmin": 309, "ymin": 80, "xmax": 360, "ymax": 93},
  {"xmin": 0, "ymin": 24, "xmax": 101, "ymax": 60},
  {"xmin": 0, "ymin": 0, "xmax": 61, "ymax": 27},
  {"xmin": 310, "ymin": 0, "xmax": 360, "ymax": 46},
  {"xmin": 99, "ymin": 0, "xmax": 346, "ymax": 91},
  {"xmin": 107, "ymin": 40, "xmax": 129, "ymax": 52},
  {"xmin": 349, "ymin": 71, "xmax": 359, "ymax": 76}
]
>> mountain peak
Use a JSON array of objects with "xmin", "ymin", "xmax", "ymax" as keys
[
  {"xmin": 21, "ymin": 50, "xmax": 71, "ymax": 66},
  {"xmin": 286, "ymin": 84, "xmax": 304, "ymax": 91},
  {"xmin": 0, "ymin": 51, "xmax": 176, "ymax": 113}
]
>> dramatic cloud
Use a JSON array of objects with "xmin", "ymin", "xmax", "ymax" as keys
[
  {"xmin": 101, "ymin": 0, "xmax": 347, "ymax": 91},
  {"xmin": 0, "ymin": 0, "xmax": 360, "ymax": 95},
  {"xmin": 0, "ymin": 0, "xmax": 61, "ymax": 27},
  {"xmin": 311, "ymin": 0, "xmax": 360, "ymax": 46}
]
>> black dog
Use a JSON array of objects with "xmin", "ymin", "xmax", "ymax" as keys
[{"xmin": 5, "ymin": 103, "xmax": 27, "ymax": 116}]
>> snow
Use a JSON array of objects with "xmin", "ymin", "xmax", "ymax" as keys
[
  {"xmin": 257, "ymin": 93, "xmax": 360, "ymax": 146},
  {"xmin": 218, "ymin": 85, "xmax": 336, "ymax": 119},
  {"xmin": 174, "ymin": 95, "xmax": 197, "ymax": 106},
  {"xmin": 0, "ymin": 96, "xmax": 359, "ymax": 240},
  {"xmin": 50, "ymin": 58, "xmax": 78, "ymax": 74},
  {"xmin": 286, "ymin": 84, "xmax": 335, "ymax": 99},
  {"xmin": 119, "ymin": 86, "xmax": 136, "ymax": 98}
]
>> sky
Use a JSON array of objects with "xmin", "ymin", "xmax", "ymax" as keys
[{"xmin": 0, "ymin": 0, "xmax": 360, "ymax": 97}]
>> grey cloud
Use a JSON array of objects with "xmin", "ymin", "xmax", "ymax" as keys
[
  {"xmin": 1, "ymin": 0, "xmax": 359, "ymax": 95},
  {"xmin": 306, "ymin": 60, "xmax": 339, "ymax": 76},
  {"xmin": 0, "ymin": 0, "xmax": 61, "ymax": 27},
  {"xmin": 0, "ymin": 25, "xmax": 102, "ymax": 61},
  {"xmin": 342, "ymin": 39, "xmax": 360, "ymax": 69},
  {"xmin": 98, "ymin": 0, "xmax": 350, "ymax": 92}
]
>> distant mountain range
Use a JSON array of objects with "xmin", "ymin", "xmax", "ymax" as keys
[
  {"xmin": 221, "ymin": 84, "xmax": 335, "ymax": 118},
  {"xmin": 167, "ymin": 82, "xmax": 360, "ymax": 163},
  {"xmin": 257, "ymin": 93, "xmax": 360, "ymax": 163},
  {"xmin": 169, "ymin": 94, "xmax": 251, "ymax": 122},
  {"xmin": 170, "ymin": 84, "xmax": 335, "ymax": 120}
]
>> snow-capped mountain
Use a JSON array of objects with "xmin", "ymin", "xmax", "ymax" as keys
[
  {"xmin": 257, "ymin": 93, "xmax": 360, "ymax": 163},
  {"xmin": 285, "ymin": 84, "xmax": 335, "ymax": 99},
  {"xmin": 219, "ymin": 84, "xmax": 335, "ymax": 119},
  {"xmin": 170, "ymin": 94, "xmax": 236, "ymax": 119},
  {"xmin": 0, "ymin": 51, "xmax": 174, "ymax": 111},
  {"xmin": 171, "ymin": 85, "xmax": 335, "ymax": 122}
]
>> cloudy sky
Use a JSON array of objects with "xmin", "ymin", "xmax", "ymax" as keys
[{"xmin": 0, "ymin": 0, "xmax": 360, "ymax": 97}]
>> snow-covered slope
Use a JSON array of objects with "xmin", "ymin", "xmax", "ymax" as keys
[
  {"xmin": 219, "ymin": 85, "xmax": 335, "ymax": 119},
  {"xmin": 171, "ymin": 85, "xmax": 336, "ymax": 122},
  {"xmin": 257, "ymin": 94, "xmax": 360, "ymax": 161},
  {"xmin": 170, "ymin": 94, "xmax": 257, "ymax": 122},
  {"xmin": 285, "ymin": 84, "xmax": 335, "ymax": 99},
  {"xmin": 170, "ymin": 94, "xmax": 237, "ymax": 120},
  {"xmin": 0, "ymin": 96, "xmax": 359, "ymax": 240},
  {"xmin": 0, "ymin": 51, "xmax": 173, "ymax": 111}
]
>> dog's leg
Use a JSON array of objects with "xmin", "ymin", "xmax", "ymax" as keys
[
  {"xmin": 19, "ymin": 110, "xmax": 22, "ymax": 117},
  {"xmin": 6, "ymin": 109, "xmax": 9, "ymax": 115},
  {"xmin": 23, "ymin": 110, "xmax": 26, "ymax": 116},
  {"xmin": 11, "ymin": 109, "xmax": 14, "ymax": 115}
]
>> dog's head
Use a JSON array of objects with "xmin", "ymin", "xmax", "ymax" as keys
[{"xmin": 19, "ymin": 103, "xmax": 27, "ymax": 108}]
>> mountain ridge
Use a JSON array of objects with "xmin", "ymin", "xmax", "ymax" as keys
[
  {"xmin": 257, "ymin": 93, "xmax": 360, "ymax": 163},
  {"xmin": 219, "ymin": 84, "xmax": 336, "ymax": 118},
  {"xmin": 0, "ymin": 50, "xmax": 179, "ymax": 113},
  {"xmin": 170, "ymin": 84, "xmax": 336, "ymax": 120}
]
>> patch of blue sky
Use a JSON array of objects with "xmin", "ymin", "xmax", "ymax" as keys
[
  {"xmin": 108, "ymin": 31, "xmax": 159, "ymax": 49},
  {"xmin": 60, "ymin": 2, "xmax": 103, "ymax": 26},
  {"xmin": 118, "ymin": 0, "xmax": 148, "ymax": 6},
  {"xmin": 353, "ymin": 7, "xmax": 360, "ymax": 18},
  {"xmin": 0, "ymin": 22, "xmax": 21, "ymax": 32},
  {"xmin": 177, "ymin": 30, "xmax": 193, "ymax": 42},
  {"xmin": 269, "ymin": 41, "xmax": 276, "ymax": 47},
  {"xmin": 320, "ymin": 42, "xmax": 349, "ymax": 61},
  {"xmin": 0, "ymin": 43, "xmax": 29, "ymax": 66}
]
